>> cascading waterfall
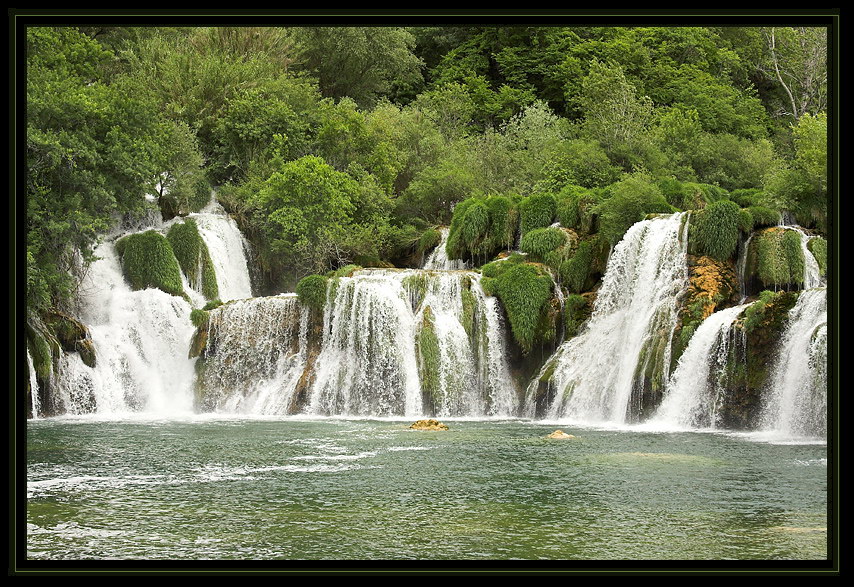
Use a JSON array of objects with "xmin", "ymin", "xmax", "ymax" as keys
[
  {"xmin": 422, "ymin": 228, "xmax": 468, "ymax": 271},
  {"xmin": 27, "ymin": 349, "xmax": 40, "ymax": 418},
  {"xmin": 307, "ymin": 269, "xmax": 516, "ymax": 417},
  {"xmin": 197, "ymin": 295, "xmax": 309, "ymax": 414},
  {"xmin": 72, "ymin": 240, "xmax": 197, "ymax": 415},
  {"xmin": 736, "ymin": 233, "xmax": 754, "ymax": 303},
  {"xmin": 536, "ymin": 213, "xmax": 689, "ymax": 424},
  {"xmin": 189, "ymin": 202, "xmax": 253, "ymax": 302},
  {"xmin": 760, "ymin": 287, "xmax": 827, "ymax": 438},
  {"xmin": 649, "ymin": 304, "xmax": 750, "ymax": 430}
]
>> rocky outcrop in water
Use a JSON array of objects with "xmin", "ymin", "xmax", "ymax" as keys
[{"xmin": 409, "ymin": 419, "xmax": 449, "ymax": 431}]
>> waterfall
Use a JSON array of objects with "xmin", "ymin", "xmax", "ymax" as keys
[
  {"xmin": 649, "ymin": 304, "xmax": 750, "ymax": 429},
  {"xmin": 27, "ymin": 349, "xmax": 41, "ymax": 418},
  {"xmin": 197, "ymin": 295, "xmax": 309, "ymax": 414},
  {"xmin": 538, "ymin": 213, "xmax": 689, "ymax": 424},
  {"xmin": 306, "ymin": 269, "xmax": 515, "ymax": 417},
  {"xmin": 70, "ymin": 240, "xmax": 197, "ymax": 415},
  {"xmin": 736, "ymin": 233, "xmax": 754, "ymax": 303},
  {"xmin": 760, "ymin": 287, "xmax": 827, "ymax": 438},
  {"xmin": 423, "ymin": 228, "xmax": 468, "ymax": 271},
  {"xmin": 189, "ymin": 202, "xmax": 253, "ymax": 302}
]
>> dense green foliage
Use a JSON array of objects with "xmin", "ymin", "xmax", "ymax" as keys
[
  {"xmin": 296, "ymin": 274, "xmax": 329, "ymax": 311},
  {"xmin": 480, "ymin": 261, "xmax": 555, "ymax": 353},
  {"xmin": 25, "ymin": 25, "xmax": 829, "ymax": 344},
  {"xmin": 166, "ymin": 219, "xmax": 219, "ymax": 300},
  {"xmin": 691, "ymin": 200, "xmax": 742, "ymax": 261},
  {"xmin": 807, "ymin": 237, "xmax": 827, "ymax": 276},
  {"xmin": 115, "ymin": 231, "xmax": 185, "ymax": 297},
  {"xmin": 594, "ymin": 175, "xmax": 674, "ymax": 246},
  {"xmin": 520, "ymin": 227, "xmax": 567, "ymax": 260},
  {"xmin": 751, "ymin": 228, "xmax": 806, "ymax": 288}
]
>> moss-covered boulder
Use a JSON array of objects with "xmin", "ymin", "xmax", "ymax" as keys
[
  {"xmin": 415, "ymin": 306, "xmax": 441, "ymax": 414},
  {"xmin": 296, "ymin": 274, "xmax": 329, "ymax": 312},
  {"xmin": 745, "ymin": 227, "xmax": 807, "ymax": 290},
  {"xmin": 115, "ymin": 230, "xmax": 185, "ymax": 297},
  {"xmin": 45, "ymin": 311, "xmax": 97, "ymax": 368}
]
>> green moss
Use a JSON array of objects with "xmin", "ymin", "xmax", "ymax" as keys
[
  {"xmin": 190, "ymin": 309, "xmax": 210, "ymax": 328},
  {"xmin": 752, "ymin": 228, "xmax": 803, "ymax": 288},
  {"xmin": 296, "ymin": 274, "xmax": 329, "ymax": 311},
  {"xmin": 691, "ymin": 199, "xmax": 742, "ymax": 261},
  {"xmin": 417, "ymin": 228, "xmax": 442, "ymax": 255},
  {"xmin": 807, "ymin": 237, "xmax": 827, "ymax": 276},
  {"xmin": 166, "ymin": 219, "xmax": 219, "ymax": 300},
  {"xmin": 746, "ymin": 206, "xmax": 782, "ymax": 229},
  {"xmin": 116, "ymin": 230, "xmax": 185, "ymax": 297},
  {"xmin": 491, "ymin": 263, "xmax": 555, "ymax": 353},
  {"xmin": 330, "ymin": 264, "xmax": 362, "ymax": 279},
  {"xmin": 559, "ymin": 241, "xmax": 594, "ymax": 294},
  {"xmin": 729, "ymin": 188, "xmax": 764, "ymax": 208},
  {"xmin": 26, "ymin": 322, "xmax": 57, "ymax": 381},
  {"xmin": 416, "ymin": 306, "xmax": 441, "ymax": 412},
  {"xmin": 520, "ymin": 227, "xmax": 567, "ymax": 259},
  {"xmin": 738, "ymin": 209, "xmax": 754, "ymax": 234},
  {"xmin": 518, "ymin": 193, "xmax": 556, "ymax": 234},
  {"xmin": 743, "ymin": 290, "xmax": 777, "ymax": 333},
  {"xmin": 782, "ymin": 230, "xmax": 805, "ymax": 285},
  {"xmin": 403, "ymin": 272, "xmax": 429, "ymax": 310},
  {"xmin": 564, "ymin": 293, "xmax": 589, "ymax": 337},
  {"xmin": 202, "ymin": 299, "xmax": 224, "ymax": 311},
  {"xmin": 460, "ymin": 287, "xmax": 476, "ymax": 338}
]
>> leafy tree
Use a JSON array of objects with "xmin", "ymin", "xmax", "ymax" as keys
[
  {"xmin": 290, "ymin": 27, "xmax": 424, "ymax": 107},
  {"xmin": 758, "ymin": 27, "xmax": 828, "ymax": 121}
]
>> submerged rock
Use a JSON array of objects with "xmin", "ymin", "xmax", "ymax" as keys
[
  {"xmin": 409, "ymin": 419, "xmax": 449, "ymax": 431},
  {"xmin": 546, "ymin": 429, "xmax": 574, "ymax": 439}
]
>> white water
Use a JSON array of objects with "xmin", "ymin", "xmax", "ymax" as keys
[
  {"xmin": 760, "ymin": 287, "xmax": 827, "ymax": 439},
  {"xmin": 537, "ymin": 213, "xmax": 689, "ymax": 424},
  {"xmin": 27, "ymin": 349, "xmax": 41, "ymax": 418},
  {"xmin": 307, "ymin": 269, "xmax": 516, "ymax": 418},
  {"xmin": 422, "ymin": 228, "xmax": 468, "ymax": 271},
  {"xmin": 68, "ymin": 238, "xmax": 197, "ymax": 416},
  {"xmin": 787, "ymin": 227, "xmax": 823, "ymax": 289},
  {"xmin": 649, "ymin": 304, "xmax": 750, "ymax": 430},
  {"xmin": 199, "ymin": 295, "xmax": 308, "ymax": 414},
  {"xmin": 189, "ymin": 202, "xmax": 253, "ymax": 302}
]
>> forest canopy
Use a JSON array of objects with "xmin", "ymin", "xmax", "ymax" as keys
[{"xmin": 25, "ymin": 24, "xmax": 830, "ymax": 315}]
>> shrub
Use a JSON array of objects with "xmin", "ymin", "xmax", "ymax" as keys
[
  {"xmin": 417, "ymin": 228, "xmax": 442, "ymax": 255},
  {"xmin": 296, "ymin": 274, "xmax": 329, "ymax": 311},
  {"xmin": 116, "ymin": 230, "xmax": 184, "ymax": 297},
  {"xmin": 190, "ymin": 309, "xmax": 210, "ymax": 328},
  {"xmin": 166, "ymin": 219, "xmax": 219, "ymax": 300},
  {"xmin": 518, "ymin": 193, "xmax": 556, "ymax": 234},
  {"xmin": 594, "ymin": 175, "xmax": 674, "ymax": 246},
  {"xmin": 563, "ymin": 293, "xmax": 589, "ymax": 337},
  {"xmin": 746, "ymin": 206, "xmax": 782, "ymax": 229},
  {"xmin": 752, "ymin": 228, "xmax": 806, "ymax": 288},
  {"xmin": 692, "ymin": 199, "xmax": 741, "ymax": 261},
  {"xmin": 447, "ymin": 195, "xmax": 518, "ymax": 261},
  {"xmin": 490, "ymin": 263, "xmax": 554, "ymax": 353},
  {"xmin": 520, "ymin": 227, "xmax": 567, "ymax": 260},
  {"xmin": 202, "ymin": 299, "xmax": 224, "ymax": 311}
]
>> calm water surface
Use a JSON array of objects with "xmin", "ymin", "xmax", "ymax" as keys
[{"xmin": 26, "ymin": 417, "xmax": 827, "ymax": 560}]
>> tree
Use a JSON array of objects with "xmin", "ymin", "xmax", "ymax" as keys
[{"xmin": 759, "ymin": 27, "xmax": 828, "ymax": 121}]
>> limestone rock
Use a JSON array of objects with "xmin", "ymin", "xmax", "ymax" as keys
[
  {"xmin": 409, "ymin": 419, "xmax": 449, "ymax": 431},
  {"xmin": 546, "ymin": 429, "xmax": 574, "ymax": 439}
]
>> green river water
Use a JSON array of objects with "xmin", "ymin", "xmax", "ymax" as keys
[{"xmin": 25, "ymin": 417, "xmax": 828, "ymax": 561}]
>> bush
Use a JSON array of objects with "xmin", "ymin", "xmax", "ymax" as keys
[
  {"xmin": 488, "ymin": 262, "xmax": 555, "ymax": 353},
  {"xmin": 594, "ymin": 175, "xmax": 674, "ymax": 246},
  {"xmin": 692, "ymin": 199, "xmax": 741, "ymax": 261},
  {"xmin": 518, "ymin": 193, "xmax": 556, "ymax": 234},
  {"xmin": 746, "ymin": 206, "xmax": 782, "ymax": 229},
  {"xmin": 202, "ymin": 299, "xmax": 224, "ymax": 311},
  {"xmin": 446, "ymin": 195, "xmax": 518, "ymax": 261},
  {"xmin": 520, "ymin": 227, "xmax": 567, "ymax": 259},
  {"xmin": 417, "ymin": 228, "xmax": 442, "ymax": 255},
  {"xmin": 296, "ymin": 274, "xmax": 329, "ymax": 311},
  {"xmin": 782, "ymin": 230, "xmax": 805, "ymax": 286},
  {"xmin": 116, "ymin": 230, "xmax": 185, "ymax": 297},
  {"xmin": 564, "ymin": 293, "xmax": 589, "ymax": 337},
  {"xmin": 190, "ymin": 309, "xmax": 209, "ymax": 328}
]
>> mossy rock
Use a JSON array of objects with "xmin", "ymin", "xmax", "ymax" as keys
[
  {"xmin": 116, "ymin": 230, "xmax": 185, "ymax": 297},
  {"xmin": 75, "ymin": 339, "xmax": 97, "ymax": 368},
  {"xmin": 409, "ymin": 419, "xmax": 448, "ymax": 431},
  {"xmin": 416, "ymin": 306, "xmax": 441, "ymax": 414},
  {"xmin": 45, "ymin": 312, "xmax": 89, "ymax": 352},
  {"xmin": 807, "ymin": 237, "xmax": 827, "ymax": 276},
  {"xmin": 167, "ymin": 219, "xmax": 219, "ymax": 300},
  {"xmin": 746, "ymin": 228, "xmax": 806, "ymax": 289}
]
